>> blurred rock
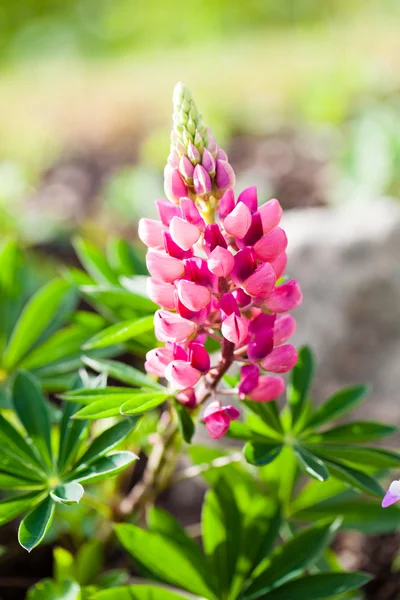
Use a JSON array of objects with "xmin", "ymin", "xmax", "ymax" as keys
[{"xmin": 283, "ymin": 199, "xmax": 400, "ymax": 424}]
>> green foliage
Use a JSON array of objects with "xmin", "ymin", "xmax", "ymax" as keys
[{"xmin": 0, "ymin": 370, "xmax": 138, "ymax": 549}]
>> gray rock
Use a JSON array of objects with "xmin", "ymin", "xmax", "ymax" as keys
[{"xmin": 282, "ymin": 200, "xmax": 400, "ymax": 425}]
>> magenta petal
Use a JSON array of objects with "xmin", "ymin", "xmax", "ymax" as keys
[
  {"xmin": 239, "ymin": 364, "xmax": 259, "ymax": 395},
  {"xmin": 231, "ymin": 247, "xmax": 257, "ymax": 285},
  {"xmin": 215, "ymin": 160, "xmax": 236, "ymax": 191},
  {"xmin": 220, "ymin": 292, "xmax": 240, "ymax": 319},
  {"xmin": 238, "ymin": 186, "xmax": 258, "ymax": 214},
  {"xmin": 265, "ymin": 280, "xmax": 303, "ymax": 313},
  {"xmin": 274, "ymin": 314, "xmax": 296, "ymax": 345},
  {"xmin": 177, "ymin": 388, "xmax": 197, "ymax": 408},
  {"xmin": 261, "ymin": 344, "xmax": 298, "ymax": 373},
  {"xmin": 254, "ymin": 227, "xmax": 288, "ymax": 263},
  {"xmin": 248, "ymin": 375, "xmax": 285, "ymax": 402},
  {"xmin": 248, "ymin": 329, "xmax": 274, "ymax": 362},
  {"xmin": 193, "ymin": 164, "xmax": 212, "ymax": 195},
  {"xmin": 224, "ymin": 202, "xmax": 252, "ymax": 239},
  {"xmin": 204, "ymin": 412, "xmax": 231, "ymax": 439},
  {"xmin": 204, "ymin": 223, "xmax": 227, "ymax": 252},
  {"xmin": 146, "ymin": 251, "xmax": 185, "ymax": 283},
  {"xmin": 237, "ymin": 212, "xmax": 264, "ymax": 247},
  {"xmin": 179, "ymin": 155, "xmax": 195, "ymax": 181},
  {"xmin": 202, "ymin": 148, "xmax": 216, "ymax": 174},
  {"xmin": 219, "ymin": 189, "xmax": 235, "ymax": 220},
  {"xmin": 224, "ymin": 405, "xmax": 240, "ymax": 420},
  {"xmin": 244, "ymin": 262, "xmax": 276, "ymax": 298},
  {"xmin": 249, "ymin": 312, "xmax": 276, "ymax": 334},
  {"xmin": 180, "ymin": 197, "xmax": 205, "ymax": 230},
  {"xmin": 208, "ymin": 246, "xmax": 234, "ymax": 277},
  {"xmin": 184, "ymin": 257, "xmax": 216, "ymax": 289},
  {"xmin": 271, "ymin": 252, "xmax": 288, "ymax": 279},
  {"xmin": 188, "ymin": 342, "xmax": 210, "ymax": 373},
  {"xmin": 163, "ymin": 231, "xmax": 193, "ymax": 259},
  {"xmin": 164, "ymin": 166, "xmax": 188, "ymax": 203},
  {"xmin": 155, "ymin": 199, "xmax": 181, "ymax": 226}
]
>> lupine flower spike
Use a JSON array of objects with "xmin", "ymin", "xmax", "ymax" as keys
[{"xmin": 139, "ymin": 82, "xmax": 302, "ymax": 440}]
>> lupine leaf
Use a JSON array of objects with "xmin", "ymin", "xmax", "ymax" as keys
[
  {"xmin": 323, "ymin": 459, "xmax": 383, "ymax": 497},
  {"xmin": 114, "ymin": 524, "xmax": 217, "ymax": 599},
  {"xmin": 13, "ymin": 371, "xmax": 52, "ymax": 468},
  {"xmin": 19, "ymin": 495, "xmax": 55, "ymax": 552},
  {"xmin": 82, "ymin": 356, "xmax": 163, "ymax": 390},
  {"xmin": 120, "ymin": 392, "xmax": 170, "ymax": 415},
  {"xmin": 287, "ymin": 346, "xmax": 315, "ymax": 428},
  {"xmin": 60, "ymin": 387, "xmax": 141, "ymax": 404},
  {"xmin": 293, "ymin": 446, "xmax": 329, "ymax": 482},
  {"xmin": 174, "ymin": 401, "xmax": 195, "ymax": 444},
  {"xmin": 304, "ymin": 385, "xmax": 370, "ymax": 430},
  {"xmin": 73, "ymin": 418, "xmax": 139, "ymax": 469},
  {"xmin": 93, "ymin": 585, "xmax": 197, "ymax": 600},
  {"xmin": 260, "ymin": 572, "xmax": 371, "ymax": 600},
  {"xmin": 57, "ymin": 403, "xmax": 88, "ymax": 472},
  {"xmin": 305, "ymin": 443, "xmax": 400, "ymax": 469},
  {"xmin": 83, "ymin": 316, "xmax": 154, "ymax": 350},
  {"xmin": 3, "ymin": 279, "xmax": 72, "ymax": 370},
  {"xmin": 80, "ymin": 286, "xmax": 156, "ymax": 314},
  {"xmin": 74, "ymin": 238, "xmax": 120, "ymax": 286},
  {"xmin": 107, "ymin": 237, "xmax": 136, "ymax": 277},
  {"xmin": 0, "ymin": 492, "xmax": 43, "ymax": 526},
  {"xmin": 244, "ymin": 442, "xmax": 283, "ymax": 467},
  {"xmin": 72, "ymin": 398, "xmax": 129, "ymax": 420},
  {"xmin": 69, "ymin": 451, "xmax": 137, "ymax": 484},
  {"xmin": 244, "ymin": 401, "xmax": 283, "ymax": 436},
  {"xmin": 306, "ymin": 420, "xmax": 397, "ymax": 443},
  {"xmin": 0, "ymin": 413, "xmax": 45, "ymax": 471},
  {"xmin": 202, "ymin": 478, "xmax": 241, "ymax": 598},
  {"xmin": 27, "ymin": 578, "xmax": 81, "ymax": 599},
  {"xmin": 50, "ymin": 482, "xmax": 84, "ymax": 505},
  {"xmin": 242, "ymin": 520, "xmax": 340, "ymax": 600}
]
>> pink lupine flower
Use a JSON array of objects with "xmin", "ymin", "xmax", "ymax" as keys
[
  {"xmin": 203, "ymin": 401, "xmax": 240, "ymax": 439},
  {"xmin": 261, "ymin": 344, "xmax": 298, "ymax": 373},
  {"xmin": 139, "ymin": 83, "xmax": 303, "ymax": 441},
  {"xmin": 154, "ymin": 310, "xmax": 196, "ymax": 343},
  {"xmin": 382, "ymin": 480, "xmax": 400, "ymax": 507}
]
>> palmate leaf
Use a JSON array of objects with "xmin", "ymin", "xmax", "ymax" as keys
[
  {"xmin": 287, "ymin": 346, "xmax": 315, "ymax": 428},
  {"xmin": 19, "ymin": 495, "xmax": 56, "ymax": 552},
  {"xmin": 68, "ymin": 451, "xmax": 138, "ymax": 485},
  {"xmin": 27, "ymin": 578, "xmax": 81, "ymax": 600},
  {"xmin": 0, "ymin": 492, "xmax": 45, "ymax": 526},
  {"xmin": 82, "ymin": 356, "xmax": 163, "ymax": 391},
  {"xmin": 83, "ymin": 316, "xmax": 154, "ymax": 350},
  {"xmin": 306, "ymin": 420, "xmax": 397, "ymax": 444},
  {"xmin": 50, "ymin": 482, "xmax": 84, "ymax": 505},
  {"xmin": 322, "ymin": 459, "xmax": 383, "ymax": 497},
  {"xmin": 293, "ymin": 446, "xmax": 329, "ymax": 482},
  {"xmin": 244, "ymin": 442, "xmax": 283, "ymax": 467},
  {"xmin": 243, "ymin": 401, "xmax": 284, "ymax": 437},
  {"xmin": 304, "ymin": 384, "xmax": 370, "ymax": 431},
  {"xmin": 304, "ymin": 443, "xmax": 400, "ymax": 470}
]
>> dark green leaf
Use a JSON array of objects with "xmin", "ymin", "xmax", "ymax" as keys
[
  {"xmin": 287, "ymin": 346, "xmax": 315, "ymax": 427},
  {"xmin": 82, "ymin": 356, "xmax": 162, "ymax": 390},
  {"xmin": 114, "ymin": 524, "xmax": 217, "ymax": 599},
  {"xmin": 244, "ymin": 401, "xmax": 283, "ymax": 436},
  {"xmin": 243, "ymin": 520, "xmax": 340, "ymax": 600},
  {"xmin": 69, "ymin": 451, "xmax": 137, "ymax": 484},
  {"xmin": 324, "ymin": 459, "xmax": 383, "ymax": 497},
  {"xmin": 3, "ymin": 279, "xmax": 72, "ymax": 370},
  {"xmin": 260, "ymin": 572, "xmax": 371, "ymax": 600},
  {"xmin": 305, "ymin": 443, "xmax": 400, "ymax": 469},
  {"xmin": 57, "ymin": 402, "xmax": 88, "ymax": 472},
  {"xmin": 0, "ymin": 413, "xmax": 46, "ymax": 471},
  {"xmin": 50, "ymin": 482, "xmax": 84, "ymax": 505},
  {"xmin": 13, "ymin": 371, "xmax": 52, "ymax": 468},
  {"xmin": 305, "ymin": 385, "xmax": 370, "ymax": 431},
  {"xmin": 120, "ymin": 392, "xmax": 169, "ymax": 415},
  {"xmin": 202, "ymin": 478, "xmax": 241, "ymax": 598},
  {"xmin": 0, "ymin": 445, "xmax": 46, "ymax": 483},
  {"xmin": 244, "ymin": 442, "xmax": 283, "ymax": 467},
  {"xmin": 174, "ymin": 401, "xmax": 195, "ymax": 443},
  {"xmin": 83, "ymin": 316, "xmax": 154, "ymax": 350},
  {"xmin": 0, "ymin": 492, "xmax": 43, "ymax": 526},
  {"xmin": 307, "ymin": 420, "xmax": 397, "ymax": 443},
  {"xmin": 74, "ymin": 238, "xmax": 120, "ymax": 286},
  {"xmin": 293, "ymin": 446, "xmax": 329, "ymax": 482},
  {"xmin": 19, "ymin": 495, "xmax": 55, "ymax": 552},
  {"xmin": 74, "ymin": 418, "xmax": 139, "ymax": 469}
]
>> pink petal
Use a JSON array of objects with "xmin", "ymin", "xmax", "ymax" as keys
[
  {"xmin": 231, "ymin": 247, "xmax": 257, "ymax": 285},
  {"xmin": 221, "ymin": 313, "xmax": 249, "ymax": 346},
  {"xmin": 187, "ymin": 143, "xmax": 201, "ymax": 165},
  {"xmin": 224, "ymin": 202, "xmax": 252, "ymax": 239},
  {"xmin": 271, "ymin": 252, "xmax": 288, "ymax": 279},
  {"xmin": 193, "ymin": 164, "xmax": 212, "ymax": 196},
  {"xmin": 179, "ymin": 155, "xmax": 194, "ymax": 181},
  {"xmin": 177, "ymin": 388, "xmax": 197, "ymax": 408},
  {"xmin": 204, "ymin": 412, "xmax": 231, "ymax": 439},
  {"xmin": 238, "ymin": 186, "xmax": 258, "ymax": 214},
  {"xmin": 261, "ymin": 344, "xmax": 298, "ymax": 373},
  {"xmin": 254, "ymin": 227, "xmax": 288, "ymax": 263},
  {"xmin": 177, "ymin": 280, "xmax": 211, "ymax": 312},
  {"xmin": 202, "ymin": 148, "xmax": 216, "ymax": 174},
  {"xmin": 144, "ymin": 347, "xmax": 174, "ymax": 377},
  {"xmin": 163, "ymin": 231, "xmax": 193, "ymax": 260},
  {"xmin": 274, "ymin": 315, "xmax": 297, "ymax": 345},
  {"xmin": 203, "ymin": 400, "xmax": 221, "ymax": 419},
  {"xmin": 224, "ymin": 405, "xmax": 240, "ymax": 420},
  {"xmin": 165, "ymin": 360, "xmax": 202, "ymax": 389},
  {"xmin": 215, "ymin": 160, "xmax": 236, "ymax": 191},
  {"xmin": 382, "ymin": 481, "xmax": 400, "ymax": 507},
  {"xmin": 258, "ymin": 199, "xmax": 283, "ymax": 234},
  {"xmin": 265, "ymin": 280, "xmax": 303, "ymax": 313},
  {"xmin": 170, "ymin": 216, "xmax": 201, "ymax": 251},
  {"xmin": 164, "ymin": 166, "xmax": 188, "ymax": 203},
  {"xmin": 146, "ymin": 251, "xmax": 185, "ymax": 283},
  {"xmin": 248, "ymin": 375, "xmax": 285, "ymax": 402},
  {"xmin": 204, "ymin": 223, "xmax": 227, "ymax": 252},
  {"xmin": 239, "ymin": 364, "xmax": 260, "ymax": 395},
  {"xmin": 243, "ymin": 263, "xmax": 276, "ymax": 298},
  {"xmin": 138, "ymin": 218, "xmax": 166, "ymax": 249},
  {"xmin": 180, "ymin": 198, "xmax": 205, "ymax": 230},
  {"xmin": 155, "ymin": 199, "xmax": 181, "ymax": 226},
  {"xmin": 147, "ymin": 278, "xmax": 176, "ymax": 309},
  {"xmin": 208, "ymin": 246, "xmax": 234, "ymax": 277},
  {"xmin": 154, "ymin": 309, "xmax": 196, "ymax": 343}
]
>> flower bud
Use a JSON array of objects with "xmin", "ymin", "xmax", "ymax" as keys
[
  {"xmin": 203, "ymin": 402, "xmax": 240, "ymax": 440},
  {"xmin": 193, "ymin": 164, "xmax": 212, "ymax": 196},
  {"xmin": 239, "ymin": 364, "xmax": 259, "ymax": 396},
  {"xmin": 187, "ymin": 142, "xmax": 201, "ymax": 165},
  {"xmin": 179, "ymin": 155, "xmax": 195, "ymax": 182},
  {"xmin": 177, "ymin": 388, "xmax": 197, "ymax": 408},
  {"xmin": 164, "ymin": 166, "xmax": 188, "ymax": 203},
  {"xmin": 248, "ymin": 375, "xmax": 285, "ymax": 402},
  {"xmin": 215, "ymin": 160, "xmax": 236, "ymax": 191},
  {"xmin": 202, "ymin": 148, "xmax": 216, "ymax": 175},
  {"xmin": 219, "ymin": 189, "xmax": 235, "ymax": 220}
]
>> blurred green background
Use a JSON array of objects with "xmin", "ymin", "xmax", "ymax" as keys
[{"xmin": 1, "ymin": 0, "xmax": 400, "ymax": 247}]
